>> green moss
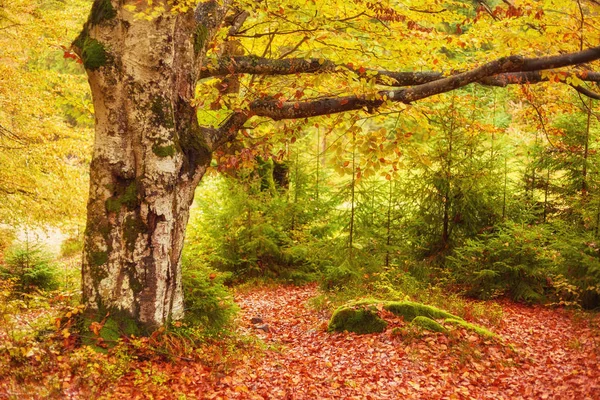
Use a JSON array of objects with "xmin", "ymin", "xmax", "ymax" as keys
[
  {"xmin": 81, "ymin": 38, "xmax": 108, "ymax": 71},
  {"xmin": 384, "ymin": 301, "xmax": 460, "ymax": 322},
  {"xmin": 412, "ymin": 316, "xmax": 447, "ymax": 333},
  {"xmin": 72, "ymin": 28, "xmax": 87, "ymax": 51},
  {"xmin": 105, "ymin": 197, "xmax": 121, "ymax": 213},
  {"xmin": 100, "ymin": 314, "xmax": 140, "ymax": 340},
  {"xmin": 179, "ymin": 130, "xmax": 212, "ymax": 165},
  {"xmin": 152, "ymin": 145, "xmax": 176, "ymax": 158},
  {"xmin": 127, "ymin": 269, "xmax": 143, "ymax": 293},
  {"xmin": 150, "ymin": 96, "xmax": 174, "ymax": 129},
  {"xmin": 194, "ymin": 24, "xmax": 209, "ymax": 54},
  {"xmin": 328, "ymin": 304, "xmax": 387, "ymax": 334},
  {"xmin": 121, "ymin": 182, "xmax": 138, "ymax": 209},
  {"xmin": 90, "ymin": 251, "xmax": 108, "ymax": 267},
  {"xmin": 444, "ymin": 318, "xmax": 496, "ymax": 338},
  {"xmin": 123, "ymin": 215, "xmax": 146, "ymax": 251},
  {"xmin": 105, "ymin": 182, "xmax": 138, "ymax": 214},
  {"xmin": 90, "ymin": 0, "xmax": 116, "ymax": 25}
]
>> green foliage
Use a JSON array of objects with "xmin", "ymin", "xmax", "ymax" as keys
[
  {"xmin": 185, "ymin": 174, "xmax": 318, "ymax": 283},
  {"xmin": 447, "ymin": 222, "xmax": 552, "ymax": 303},
  {"xmin": 321, "ymin": 260, "xmax": 359, "ymax": 291},
  {"xmin": 181, "ymin": 256, "xmax": 238, "ymax": 334},
  {"xmin": 0, "ymin": 244, "xmax": 58, "ymax": 293},
  {"xmin": 328, "ymin": 303, "xmax": 387, "ymax": 334}
]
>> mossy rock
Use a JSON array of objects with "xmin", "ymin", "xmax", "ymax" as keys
[
  {"xmin": 328, "ymin": 304, "xmax": 387, "ymax": 334},
  {"xmin": 384, "ymin": 301, "xmax": 460, "ymax": 322},
  {"xmin": 412, "ymin": 316, "xmax": 447, "ymax": 333},
  {"xmin": 444, "ymin": 318, "xmax": 496, "ymax": 339}
]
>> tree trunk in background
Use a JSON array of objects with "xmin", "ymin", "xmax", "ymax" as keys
[{"xmin": 75, "ymin": 2, "xmax": 221, "ymax": 330}]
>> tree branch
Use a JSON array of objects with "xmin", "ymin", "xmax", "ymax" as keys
[
  {"xmin": 201, "ymin": 50, "xmax": 600, "ymax": 88},
  {"xmin": 207, "ymin": 46, "xmax": 600, "ymax": 147},
  {"xmin": 199, "ymin": 56, "xmax": 336, "ymax": 79},
  {"xmin": 246, "ymin": 47, "xmax": 600, "ymax": 120}
]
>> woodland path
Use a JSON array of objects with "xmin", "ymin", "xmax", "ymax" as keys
[{"xmin": 203, "ymin": 284, "xmax": 600, "ymax": 399}]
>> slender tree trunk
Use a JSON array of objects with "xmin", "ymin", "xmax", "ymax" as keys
[
  {"xmin": 442, "ymin": 115, "xmax": 453, "ymax": 247},
  {"xmin": 582, "ymin": 98, "xmax": 591, "ymax": 197},
  {"xmin": 543, "ymin": 169, "xmax": 550, "ymax": 223},
  {"xmin": 348, "ymin": 140, "xmax": 356, "ymax": 258},
  {"xmin": 75, "ymin": 2, "xmax": 225, "ymax": 330},
  {"xmin": 385, "ymin": 179, "xmax": 393, "ymax": 267},
  {"xmin": 502, "ymin": 157, "xmax": 508, "ymax": 220},
  {"xmin": 315, "ymin": 129, "xmax": 320, "ymax": 202}
]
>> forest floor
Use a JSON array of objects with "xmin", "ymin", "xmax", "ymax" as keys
[
  {"xmin": 201, "ymin": 284, "xmax": 600, "ymax": 399},
  {"xmin": 2, "ymin": 284, "xmax": 600, "ymax": 399}
]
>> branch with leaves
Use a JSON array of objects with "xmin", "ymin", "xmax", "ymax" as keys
[{"xmin": 207, "ymin": 46, "xmax": 600, "ymax": 147}]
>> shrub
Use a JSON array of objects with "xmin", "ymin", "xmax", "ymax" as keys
[
  {"xmin": 447, "ymin": 222, "xmax": 552, "ymax": 303},
  {"xmin": 0, "ymin": 244, "xmax": 58, "ymax": 293},
  {"xmin": 181, "ymin": 258, "xmax": 238, "ymax": 334}
]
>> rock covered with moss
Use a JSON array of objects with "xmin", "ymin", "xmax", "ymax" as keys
[
  {"xmin": 328, "ymin": 299, "xmax": 497, "ymax": 338},
  {"xmin": 411, "ymin": 316, "xmax": 447, "ymax": 333},
  {"xmin": 444, "ymin": 318, "xmax": 496, "ymax": 338},
  {"xmin": 384, "ymin": 301, "xmax": 459, "ymax": 322},
  {"xmin": 328, "ymin": 303, "xmax": 387, "ymax": 334}
]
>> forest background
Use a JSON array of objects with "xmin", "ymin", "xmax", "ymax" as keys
[{"xmin": 1, "ymin": 0, "xmax": 599, "ymax": 397}]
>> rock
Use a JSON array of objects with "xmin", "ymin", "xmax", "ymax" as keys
[
  {"xmin": 411, "ymin": 316, "xmax": 447, "ymax": 333},
  {"xmin": 250, "ymin": 316, "xmax": 264, "ymax": 324},
  {"xmin": 328, "ymin": 305, "xmax": 387, "ymax": 334},
  {"xmin": 255, "ymin": 324, "xmax": 270, "ymax": 333}
]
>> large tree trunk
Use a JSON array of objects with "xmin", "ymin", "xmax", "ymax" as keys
[{"xmin": 76, "ymin": 2, "xmax": 223, "ymax": 330}]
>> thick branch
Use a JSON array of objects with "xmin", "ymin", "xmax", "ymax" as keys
[
  {"xmin": 201, "ymin": 50, "xmax": 600, "ymax": 88},
  {"xmin": 248, "ymin": 48, "xmax": 600, "ymax": 120},
  {"xmin": 573, "ymin": 85, "xmax": 600, "ymax": 100},
  {"xmin": 199, "ymin": 56, "xmax": 336, "ymax": 78},
  {"xmin": 480, "ymin": 71, "xmax": 600, "ymax": 86},
  {"xmin": 208, "ymin": 46, "xmax": 600, "ymax": 147}
]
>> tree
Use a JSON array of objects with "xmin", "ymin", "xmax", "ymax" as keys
[{"xmin": 73, "ymin": 0, "xmax": 600, "ymax": 330}]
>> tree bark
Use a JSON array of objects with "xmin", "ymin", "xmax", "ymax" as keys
[{"xmin": 75, "ymin": 2, "xmax": 221, "ymax": 330}]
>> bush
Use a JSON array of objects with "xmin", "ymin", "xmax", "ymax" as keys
[
  {"xmin": 0, "ymin": 244, "xmax": 58, "ymax": 293},
  {"xmin": 185, "ymin": 175, "xmax": 319, "ymax": 283},
  {"xmin": 447, "ymin": 222, "xmax": 552, "ymax": 303},
  {"xmin": 547, "ymin": 223, "xmax": 600, "ymax": 309},
  {"xmin": 181, "ymin": 257, "xmax": 238, "ymax": 334}
]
